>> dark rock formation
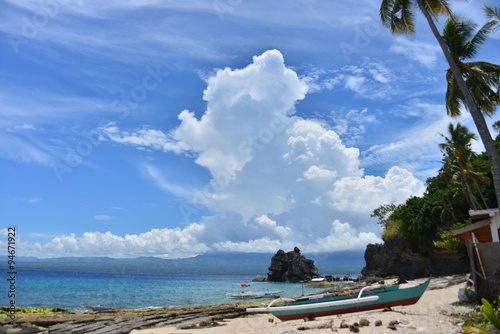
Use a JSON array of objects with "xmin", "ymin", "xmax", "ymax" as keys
[
  {"xmin": 267, "ymin": 247, "xmax": 319, "ymax": 282},
  {"xmin": 361, "ymin": 238, "xmax": 469, "ymax": 280},
  {"xmin": 0, "ymin": 323, "xmax": 44, "ymax": 333},
  {"xmin": 0, "ymin": 304, "xmax": 249, "ymax": 334},
  {"xmin": 251, "ymin": 277, "xmax": 267, "ymax": 282}
]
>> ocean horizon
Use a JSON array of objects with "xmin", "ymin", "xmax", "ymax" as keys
[{"xmin": 3, "ymin": 269, "xmax": 361, "ymax": 311}]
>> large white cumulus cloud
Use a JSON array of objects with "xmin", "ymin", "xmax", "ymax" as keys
[
  {"xmin": 330, "ymin": 166, "xmax": 425, "ymax": 214},
  {"xmin": 22, "ymin": 50, "xmax": 425, "ymax": 258},
  {"xmin": 171, "ymin": 49, "xmax": 308, "ymax": 182}
]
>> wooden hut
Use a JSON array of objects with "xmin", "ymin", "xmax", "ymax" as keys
[{"xmin": 452, "ymin": 209, "xmax": 500, "ymax": 291}]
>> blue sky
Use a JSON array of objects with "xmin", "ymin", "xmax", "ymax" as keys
[{"xmin": 1, "ymin": 0, "xmax": 499, "ymax": 259}]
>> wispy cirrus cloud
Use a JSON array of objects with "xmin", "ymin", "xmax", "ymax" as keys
[
  {"xmin": 98, "ymin": 124, "xmax": 190, "ymax": 154},
  {"xmin": 0, "ymin": 134, "xmax": 55, "ymax": 167},
  {"xmin": 390, "ymin": 37, "xmax": 442, "ymax": 68},
  {"xmin": 306, "ymin": 61, "xmax": 401, "ymax": 100},
  {"xmin": 1, "ymin": 1, "xmax": 229, "ymax": 68},
  {"xmin": 329, "ymin": 108, "xmax": 377, "ymax": 147},
  {"xmin": 358, "ymin": 99, "xmax": 475, "ymax": 179},
  {"xmin": 17, "ymin": 197, "xmax": 42, "ymax": 203},
  {"xmin": 94, "ymin": 215, "xmax": 114, "ymax": 221},
  {"xmin": 12, "ymin": 123, "xmax": 36, "ymax": 131},
  {"xmin": 138, "ymin": 162, "xmax": 194, "ymax": 199}
]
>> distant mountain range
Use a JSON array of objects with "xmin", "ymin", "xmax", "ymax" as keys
[{"xmin": 10, "ymin": 251, "xmax": 365, "ymax": 276}]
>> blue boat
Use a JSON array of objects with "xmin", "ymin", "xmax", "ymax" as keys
[{"xmin": 247, "ymin": 277, "xmax": 431, "ymax": 321}]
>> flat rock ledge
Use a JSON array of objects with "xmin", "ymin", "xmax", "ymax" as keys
[{"xmin": 0, "ymin": 304, "xmax": 250, "ymax": 334}]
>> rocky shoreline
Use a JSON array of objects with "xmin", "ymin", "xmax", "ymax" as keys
[
  {"xmin": 1, "ymin": 275, "xmax": 470, "ymax": 334},
  {"xmin": 0, "ymin": 303, "xmax": 255, "ymax": 334}
]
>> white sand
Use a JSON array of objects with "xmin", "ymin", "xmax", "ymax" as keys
[{"xmin": 131, "ymin": 283, "xmax": 472, "ymax": 334}]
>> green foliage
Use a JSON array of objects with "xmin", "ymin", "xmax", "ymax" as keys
[
  {"xmin": 381, "ymin": 219, "xmax": 402, "ymax": 242},
  {"xmin": 434, "ymin": 220, "xmax": 472, "ymax": 250},
  {"xmin": 390, "ymin": 196, "xmax": 439, "ymax": 243},
  {"xmin": 463, "ymin": 308, "xmax": 493, "ymax": 334},
  {"xmin": 372, "ymin": 122, "xmax": 500, "ymax": 249},
  {"xmin": 463, "ymin": 298, "xmax": 500, "ymax": 333},
  {"xmin": 433, "ymin": 230, "xmax": 462, "ymax": 250},
  {"xmin": 370, "ymin": 202, "xmax": 398, "ymax": 229},
  {"xmin": 379, "ymin": 0, "xmax": 452, "ymax": 37},
  {"xmin": 438, "ymin": 122, "xmax": 492, "ymax": 210}
]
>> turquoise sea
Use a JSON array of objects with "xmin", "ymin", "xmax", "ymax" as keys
[{"xmin": 2, "ymin": 270, "xmax": 357, "ymax": 310}]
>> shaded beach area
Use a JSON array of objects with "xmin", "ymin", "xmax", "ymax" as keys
[{"xmin": 1, "ymin": 278, "xmax": 473, "ymax": 333}]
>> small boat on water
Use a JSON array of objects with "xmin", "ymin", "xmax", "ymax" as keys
[
  {"xmin": 306, "ymin": 277, "xmax": 336, "ymax": 289},
  {"xmin": 306, "ymin": 279, "xmax": 358, "ymax": 289},
  {"xmin": 227, "ymin": 283, "xmax": 284, "ymax": 300},
  {"xmin": 226, "ymin": 290, "xmax": 285, "ymax": 300},
  {"xmin": 247, "ymin": 276, "xmax": 431, "ymax": 321}
]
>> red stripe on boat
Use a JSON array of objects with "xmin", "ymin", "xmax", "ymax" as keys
[{"xmin": 275, "ymin": 296, "xmax": 422, "ymax": 321}]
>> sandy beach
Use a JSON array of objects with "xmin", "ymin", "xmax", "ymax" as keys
[{"xmin": 131, "ymin": 282, "xmax": 472, "ymax": 334}]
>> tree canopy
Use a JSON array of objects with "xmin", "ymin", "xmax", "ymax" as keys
[{"xmin": 374, "ymin": 123, "xmax": 499, "ymax": 250}]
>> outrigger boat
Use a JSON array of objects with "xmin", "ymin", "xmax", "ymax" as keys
[
  {"xmin": 306, "ymin": 277, "xmax": 336, "ymax": 289},
  {"xmin": 227, "ymin": 283, "xmax": 284, "ymax": 300},
  {"xmin": 247, "ymin": 276, "xmax": 431, "ymax": 321},
  {"xmin": 306, "ymin": 277, "xmax": 358, "ymax": 289},
  {"xmin": 226, "ymin": 290, "xmax": 285, "ymax": 300}
]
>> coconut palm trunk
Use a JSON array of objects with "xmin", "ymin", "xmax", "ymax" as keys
[{"xmin": 414, "ymin": 0, "xmax": 500, "ymax": 206}]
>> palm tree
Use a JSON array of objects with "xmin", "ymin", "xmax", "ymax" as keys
[
  {"xmin": 380, "ymin": 1, "xmax": 500, "ymax": 206},
  {"xmin": 431, "ymin": 188, "xmax": 458, "ymax": 225},
  {"xmin": 443, "ymin": 9, "xmax": 500, "ymax": 121},
  {"xmin": 439, "ymin": 123, "xmax": 490, "ymax": 210}
]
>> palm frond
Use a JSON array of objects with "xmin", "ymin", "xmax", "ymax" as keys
[
  {"xmin": 467, "ymin": 61, "xmax": 500, "ymax": 82},
  {"xmin": 442, "ymin": 16, "xmax": 476, "ymax": 60},
  {"xmin": 467, "ymin": 11, "xmax": 499, "ymax": 59},
  {"xmin": 458, "ymin": 20, "xmax": 485, "ymax": 60},
  {"xmin": 380, "ymin": 0, "xmax": 396, "ymax": 27},
  {"xmin": 463, "ymin": 61, "xmax": 500, "ymax": 96},
  {"xmin": 380, "ymin": 0, "xmax": 416, "ymax": 35},
  {"xmin": 484, "ymin": 6, "xmax": 500, "ymax": 27},
  {"xmin": 445, "ymin": 69, "xmax": 464, "ymax": 117},
  {"xmin": 466, "ymin": 63, "xmax": 500, "ymax": 92},
  {"xmin": 442, "ymin": 7, "xmax": 500, "ymax": 120},
  {"xmin": 398, "ymin": 0, "xmax": 416, "ymax": 34},
  {"xmin": 422, "ymin": 0, "xmax": 452, "ymax": 19},
  {"xmin": 465, "ymin": 62, "xmax": 500, "ymax": 115}
]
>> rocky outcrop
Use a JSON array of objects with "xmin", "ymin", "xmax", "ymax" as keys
[
  {"xmin": 361, "ymin": 238, "xmax": 470, "ymax": 280},
  {"xmin": 0, "ymin": 304, "xmax": 249, "ymax": 334},
  {"xmin": 267, "ymin": 247, "xmax": 319, "ymax": 282}
]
